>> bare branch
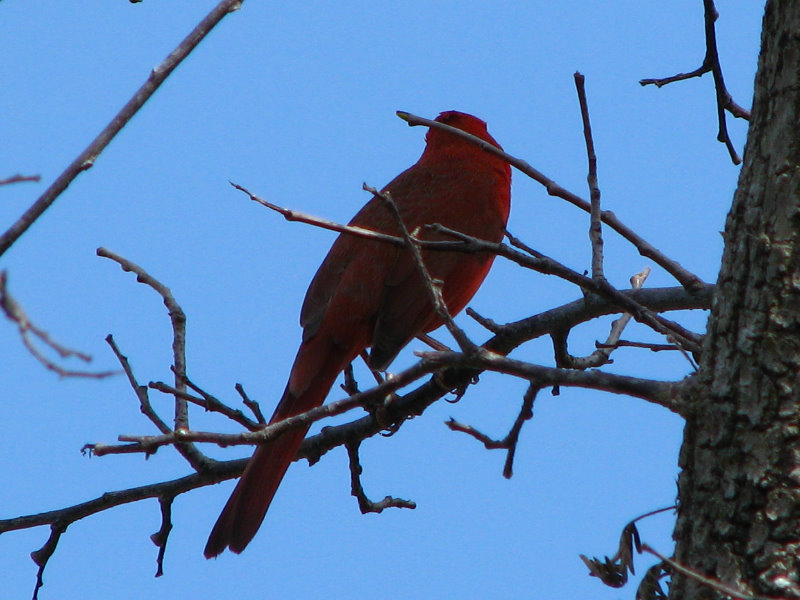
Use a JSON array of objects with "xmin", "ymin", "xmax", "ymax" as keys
[
  {"xmin": 87, "ymin": 358, "xmax": 437, "ymax": 456},
  {"xmin": 597, "ymin": 340, "xmax": 681, "ymax": 352},
  {"xmin": 447, "ymin": 383, "xmax": 539, "ymax": 478},
  {"xmin": 150, "ymin": 495, "xmax": 174, "ymax": 578},
  {"xmin": 307, "ymin": 286, "xmax": 709, "ymax": 466},
  {"xmin": 231, "ymin": 181, "xmax": 404, "ymax": 246},
  {"xmin": 98, "ymin": 251, "xmax": 209, "ymax": 472},
  {"xmin": 0, "ymin": 466, "xmax": 242, "ymax": 536},
  {"xmin": 97, "ymin": 247, "xmax": 189, "ymax": 431},
  {"xmin": 0, "ymin": 270, "xmax": 118, "ymax": 378},
  {"xmin": 346, "ymin": 441, "xmax": 416, "ymax": 513},
  {"xmin": 397, "ymin": 110, "xmax": 706, "ymax": 293},
  {"xmin": 639, "ymin": 0, "xmax": 749, "ymax": 164},
  {"xmin": 105, "ymin": 335, "xmax": 171, "ymax": 438},
  {"xmin": 0, "ymin": 0, "xmax": 245, "ymax": 257},
  {"xmin": 30, "ymin": 522, "xmax": 66, "ymax": 600},
  {"xmin": 570, "ymin": 267, "xmax": 652, "ymax": 369},
  {"xmin": 0, "ymin": 173, "xmax": 41, "ymax": 186},
  {"xmin": 416, "ymin": 333, "xmax": 452, "ymax": 353},
  {"xmin": 149, "ymin": 380, "xmax": 261, "ymax": 431},
  {"xmin": 235, "ymin": 383, "xmax": 266, "ymax": 425},
  {"xmin": 446, "ymin": 420, "xmax": 508, "ymax": 449},
  {"xmin": 465, "ymin": 307, "xmax": 503, "ymax": 333},
  {"xmin": 91, "ymin": 319, "xmax": 689, "ymax": 460},
  {"xmin": 574, "ymin": 72, "xmax": 605, "ymax": 281},
  {"xmin": 422, "ymin": 349, "xmax": 686, "ymax": 414},
  {"xmin": 439, "ymin": 227, "xmax": 703, "ymax": 355}
]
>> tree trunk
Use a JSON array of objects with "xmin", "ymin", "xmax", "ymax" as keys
[{"xmin": 671, "ymin": 2, "xmax": 800, "ymax": 598}]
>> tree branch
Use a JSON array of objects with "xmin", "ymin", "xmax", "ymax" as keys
[
  {"xmin": 639, "ymin": 0, "xmax": 749, "ymax": 164},
  {"xmin": 0, "ymin": 270, "xmax": 118, "ymax": 378},
  {"xmin": 447, "ymin": 383, "xmax": 539, "ymax": 478},
  {"xmin": 422, "ymin": 349, "xmax": 686, "ymax": 414},
  {"xmin": 438, "ymin": 226, "xmax": 704, "ymax": 355},
  {"xmin": 574, "ymin": 72, "xmax": 605, "ymax": 282},
  {"xmin": 97, "ymin": 249, "xmax": 209, "ymax": 471},
  {"xmin": 562, "ymin": 267, "xmax": 652, "ymax": 369},
  {"xmin": 240, "ymin": 186, "xmax": 705, "ymax": 354},
  {"xmin": 0, "ymin": 0, "xmax": 245, "ymax": 257},
  {"xmin": 346, "ymin": 441, "xmax": 416, "ymax": 513},
  {"xmin": 0, "ymin": 173, "xmax": 41, "ymax": 186},
  {"xmin": 397, "ymin": 110, "xmax": 706, "ymax": 293}
]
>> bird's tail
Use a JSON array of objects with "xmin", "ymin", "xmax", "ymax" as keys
[{"xmin": 204, "ymin": 338, "xmax": 350, "ymax": 558}]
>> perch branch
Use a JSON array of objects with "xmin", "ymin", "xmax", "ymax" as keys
[{"xmin": 240, "ymin": 187, "xmax": 703, "ymax": 353}]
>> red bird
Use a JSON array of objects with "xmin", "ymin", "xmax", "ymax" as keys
[{"xmin": 204, "ymin": 110, "xmax": 511, "ymax": 557}]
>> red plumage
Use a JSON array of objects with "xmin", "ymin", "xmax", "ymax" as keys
[{"xmin": 204, "ymin": 110, "xmax": 511, "ymax": 557}]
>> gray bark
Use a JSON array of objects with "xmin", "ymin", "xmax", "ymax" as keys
[{"xmin": 672, "ymin": 2, "xmax": 800, "ymax": 598}]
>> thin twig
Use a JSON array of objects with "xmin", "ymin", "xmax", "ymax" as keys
[
  {"xmin": 150, "ymin": 380, "xmax": 261, "ymax": 431},
  {"xmin": 0, "ymin": 174, "xmax": 41, "ymax": 186},
  {"xmin": 502, "ymin": 384, "xmax": 538, "ymax": 478},
  {"xmin": 446, "ymin": 383, "xmax": 539, "ymax": 478},
  {"xmin": 0, "ymin": 0, "xmax": 245, "ymax": 257},
  {"xmin": 150, "ymin": 495, "xmax": 174, "ymax": 578},
  {"xmin": 639, "ymin": 0, "xmax": 749, "ymax": 164},
  {"xmin": 346, "ymin": 441, "xmax": 416, "ymax": 513},
  {"xmin": 0, "ymin": 271, "xmax": 117, "ymax": 378},
  {"xmin": 232, "ymin": 181, "xmax": 405, "ymax": 246},
  {"xmin": 105, "ymin": 335, "xmax": 171, "ymax": 439},
  {"xmin": 574, "ymin": 72, "xmax": 605, "ymax": 281},
  {"xmin": 465, "ymin": 307, "xmax": 503, "ymax": 333},
  {"xmin": 31, "ymin": 522, "xmax": 66, "ymax": 600},
  {"xmin": 446, "ymin": 420, "xmax": 508, "ymax": 449},
  {"xmin": 597, "ymin": 340, "xmax": 682, "ymax": 352},
  {"xmin": 570, "ymin": 267, "xmax": 652, "ymax": 369},
  {"xmin": 416, "ymin": 333, "xmax": 452, "ymax": 353},
  {"xmin": 235, "ymin": 383, "xmax": 266, "ymax": 424},
  {"xmin": 97, "ymin": 248, "xmax": 188, "ymax": 429}
]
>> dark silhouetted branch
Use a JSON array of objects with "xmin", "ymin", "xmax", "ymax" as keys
[{"xmin": 639, "ymin": 0, "xmax": 750, "ymax": 164}]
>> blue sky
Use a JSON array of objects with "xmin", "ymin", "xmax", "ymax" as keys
[{"xmin": 1, "ymin": 2, "xmax": 762, "ymax": 599}]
